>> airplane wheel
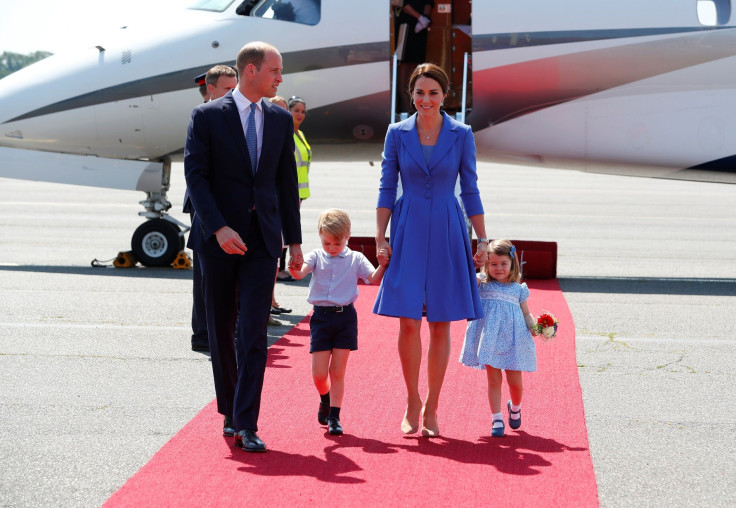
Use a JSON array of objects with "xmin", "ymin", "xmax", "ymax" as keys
[{"xmin": 131, "ymin": 219, "xmax": 181, "ymax": 267}]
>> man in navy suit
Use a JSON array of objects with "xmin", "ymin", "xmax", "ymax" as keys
[{"xmin": 184, "ymin": 42, "xmax": 303, "ymax": 452}]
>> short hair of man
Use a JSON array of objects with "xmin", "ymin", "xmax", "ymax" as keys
[
  {"xmin": 236, "ymin": 41, "xmax": 276, "ymax": 76},
  {"xmin": 317, "ymin": 209, "xmax": 351, "ymax": 240},
  {"xmin": 205, "ymin": 64, "xmax": 237, "ymax": 87}
]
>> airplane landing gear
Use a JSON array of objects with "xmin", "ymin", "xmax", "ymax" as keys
[
  {"xmin": 131, "ymin": 218, "xmax": 184, "ymax": 267},
  {"xmin": 130, "ymin": 155, "xmax": 190, "ymax": 267}
]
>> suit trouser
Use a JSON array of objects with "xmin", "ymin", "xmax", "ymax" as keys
[
  {"xmin": 190, "ymin": 212, "xmax": 207, "ymax": 342},
  {"xmin": 198, "ymin": 213, "xmax": 277, "ymax": 432}
]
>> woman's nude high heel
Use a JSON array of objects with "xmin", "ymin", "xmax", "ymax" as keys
[{"xmin": 401, "ymin": 406, "xmax": 421, "ymax": 434}]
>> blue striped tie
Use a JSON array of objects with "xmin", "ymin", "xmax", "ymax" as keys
[{"xmin": 246, "ymin": 102, "xmax": 257, "ymax": 174}]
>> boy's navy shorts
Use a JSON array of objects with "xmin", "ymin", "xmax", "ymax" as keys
[{"xmin": 309, "ymin": 303, "xmax": 358, "ymax": 353}]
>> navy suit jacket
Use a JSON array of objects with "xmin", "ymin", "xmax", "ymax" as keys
[{"xmin": 184, "ymin": 91, "xmax": 301, "ymax": 258}]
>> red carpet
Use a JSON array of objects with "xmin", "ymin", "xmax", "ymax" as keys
[{"xmin": 105, "ymin": 280, "xmax": 598, "ymax": 507}]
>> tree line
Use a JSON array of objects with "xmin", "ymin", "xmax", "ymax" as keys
[{"xmin": 0, "ymin": 51, "xmax": 53, "ymax": 80}]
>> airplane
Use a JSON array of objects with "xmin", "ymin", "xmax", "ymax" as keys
[{"xmin": 1, "ymin": 0, "xmax": 735, "ymax": 266}]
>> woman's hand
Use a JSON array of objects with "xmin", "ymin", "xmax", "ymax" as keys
[
  {"xmin": 467, "ymin": 215, "xmax": 488, "ymax": 268},
  {"xmin": 376, "ymin": 238, "xmax": 392, "ymax": 267}
]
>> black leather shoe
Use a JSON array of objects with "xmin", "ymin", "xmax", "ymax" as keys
[
  {"xmin": 191, "ymin": 338, "xmax": 209, "ymax": 352},
  {"xmin": 328, "ymin": 417, "xmax": 343, "ymax": 435},
  {"xmin": 269, "ymin": 306, "xmax": 282, "ymax": 315},
  {"xmin": 273, "ymin": 306, "xmax": 292, "ymax": 314},
  {"xmin": 235, "ymin": 430, "xmax": 266, "ymax": 452},
  {"xmin": 318, "ymin": 402, "xmax": 329, "ymax": 425},
  {"xmin": 223, "ymin": 416, "xmax": 235, "ymax": 437}
]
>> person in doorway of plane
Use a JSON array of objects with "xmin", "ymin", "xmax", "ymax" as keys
[
  {"xmin": 373, "ymin": 63, "xmax": 489, "ymax": 438},
  {"xmin": 186, "ymin": 64, "xmax": 239, "ymax": 353},
  {"xmin": 394, "ymin": 0, "xmax": 434, "ymax": 112}
]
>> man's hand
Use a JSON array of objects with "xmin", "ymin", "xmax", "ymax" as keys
[
  {"xmin": 215, "ymin": 226, "xmax": 247, "ymax": 255},
  {"xmin": 288, "ymin": 244, "xmax": 303, "ymax": 271}
]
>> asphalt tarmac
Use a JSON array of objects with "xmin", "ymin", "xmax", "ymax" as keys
[{"xmin": 1, "ymin": 146, "xmax": 734, "ymax": 507}]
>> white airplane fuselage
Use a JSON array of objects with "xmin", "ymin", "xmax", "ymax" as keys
[
  {"xmin": 1, "ymin": 1, "xmax": 735, "ymax": 169},
  {"xmin": 0, "ymin": 3, "xmax": 389, "ymax": 160},
  {"xmin": 1, "ymin": 0, "xmax": 734, "ymax": 265}
]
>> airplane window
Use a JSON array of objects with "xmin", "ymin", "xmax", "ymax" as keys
[
  {"xmin": 189, "ymin": 0, "xmax": 237, "ymax": 12},
  {"xmin": 236, "ymin": 0, "xmax": 320, "ymax": 25},
  {"xmin": 697, "ymin": 0, "xmax": 731, "ymax": 25}
]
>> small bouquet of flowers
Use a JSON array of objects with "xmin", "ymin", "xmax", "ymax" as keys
[{"xmin": 534, "ymin": 312, "xmax": 558, "ymax": 341}]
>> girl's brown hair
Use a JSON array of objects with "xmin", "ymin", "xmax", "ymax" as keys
[{"xmin": 481, "ymin": 239, "xmax": 522, "ymax": 283}]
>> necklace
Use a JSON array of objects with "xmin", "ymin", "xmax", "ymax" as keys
[{"xmin": 419, "ymin": 122, "xmax": 440, "ymax": 140}]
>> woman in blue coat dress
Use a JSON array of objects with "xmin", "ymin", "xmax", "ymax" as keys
[{"xmin": 374, "ymin": 63, "xmax": 489, "ymax": 437}]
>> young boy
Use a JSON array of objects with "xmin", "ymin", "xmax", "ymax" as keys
[{"xmin": 289, "ymin": 209, "xmax": 387, "ymax": 435}]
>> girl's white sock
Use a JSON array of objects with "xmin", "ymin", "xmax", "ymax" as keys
[
  {"xmin": 492, "ymin": 412, "xmax": 503, "ymax": 427},
  {"xmin": 510, "ymin": 402, "xmax": 521, "ymax": 419}
]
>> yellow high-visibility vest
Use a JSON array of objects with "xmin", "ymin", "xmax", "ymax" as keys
[{"xmin": 294, "ymin": 130, "xmax": 311, "ymax": 199}]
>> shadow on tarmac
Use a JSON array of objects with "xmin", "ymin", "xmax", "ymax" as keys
[
  {"xmin": 0, "ymin": 264, "xmax": 194, "ymax": 279},
  {"xmin": 559, "ymin": 276, "xmax": 736, "ymax": 296},
  {"xmin": 0, "ymin": 264, "xmax": 312, "ymax": 286}
]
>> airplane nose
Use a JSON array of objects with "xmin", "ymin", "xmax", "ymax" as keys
[
  {"xmin": 0, "ymin": 50, "xmax": 100, "ymax": 152},
  {"xmin": 0, "ymin": 73, "xmax": 30, "ymax": 144}
]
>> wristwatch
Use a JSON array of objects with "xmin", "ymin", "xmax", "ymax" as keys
[{"xmin": 477, "ymin": 238, "xmax": 489, "ymax": 244}]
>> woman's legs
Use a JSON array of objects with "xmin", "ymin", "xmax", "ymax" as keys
[
  {"xmin": 398, "ymin": 317, "xmax": 422, "ymax": 433},
  {"xmin": 271, "ymin": 267, "xmax": 279, "ymax": 308},
  {"xmin": 276, "ymin": 248, "xmax": 291, "ymax": 280},
  {"xmin": 423, "ymin": 321, "xmax": 451, "ymax": 435}
]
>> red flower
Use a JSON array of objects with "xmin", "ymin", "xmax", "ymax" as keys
[{"xmin": 538, "ymin": 314, "xmax": 555, "ymax": 327}]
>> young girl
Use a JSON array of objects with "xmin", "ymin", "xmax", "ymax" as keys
[{"xmin": 459, "ymin": 239, "xmax": 537, "ymax": 437}]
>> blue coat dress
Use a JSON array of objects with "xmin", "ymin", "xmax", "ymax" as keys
[{"xmin": 373, "ymin": 112, "xmax": 484, "ymax": 322}]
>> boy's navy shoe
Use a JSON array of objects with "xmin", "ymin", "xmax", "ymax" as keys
[
  {"xmin": 318, "ymin": 402, "xmax": 329, "ymax": 425},
  {"xmin": 328, "ymin": 417, "xmax": 343, "ymax": 435}
]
